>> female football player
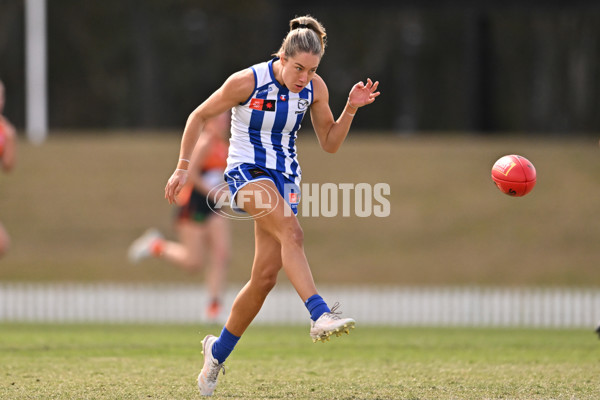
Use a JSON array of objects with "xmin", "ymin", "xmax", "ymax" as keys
[{"xmin": 164, "ymin": 15, "xmax": 380, "ymax": 396}]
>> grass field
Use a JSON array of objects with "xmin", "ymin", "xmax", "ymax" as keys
[
  {"xmin": 2, "ymin": 133, "xmax": 599, "ymax": 399},
  {"xmin": 1, "ymin": 323, "xmax": 598, "ymax": 399},
  {"xmin": 1, "ymin": 132, "xmax": 599, "ymax": 286}
]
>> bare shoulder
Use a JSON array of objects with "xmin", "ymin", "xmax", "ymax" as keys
[
  {"xmin": 222, "ymin": 68, "xmax": 255, "ymax": 101},
  {"xmin": 311, "ymin": 74, "xmax": 329, "ymax": 103},
  {"xmin": 193, "ymin": 68, "xmax": 255, "ymax": 116},
  {"xmin": 226, "ymin": 68, "xmax": 255, "ymax": 86}
]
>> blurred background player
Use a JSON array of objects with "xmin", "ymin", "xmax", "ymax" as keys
[
  {"xmin": 0, "ymin": 80, "xmax": 17, "ymax": 258},
  {"xmin": 128, "ymin": 112, "xmax": 231, "ymax": 320}
]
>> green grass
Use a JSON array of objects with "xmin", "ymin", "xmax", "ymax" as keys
[
  {"xmin": 1, "ymin": 132, "xmax": 600, "ymax": 287},
  {"xmin": 1, "ymin": 324, "xmax": 598, "ymax": 399}
]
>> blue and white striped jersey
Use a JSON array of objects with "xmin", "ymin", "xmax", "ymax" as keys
[{"xmin": 227, "ymin": 58, "xmax": 314, "ymax": 181}]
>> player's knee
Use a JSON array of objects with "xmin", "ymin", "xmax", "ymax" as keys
[
  {"xmin": 253, "ymin": 269, "xmax": 279, "ymax": 294},
  {"xmin": 281, "ymin": 221, "xmax": 304, "ymax": 248},
  {"xmin": 261, "ymin": 275, "xmax": 278, "ymax": 293}
]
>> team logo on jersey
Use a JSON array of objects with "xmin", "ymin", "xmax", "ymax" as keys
[
  {"xmin": 295, "ymin": 99, "xmax": 309, "ymax": 114},
  {"xmin": 250, "ymin": 98, "xmax": 276, "ymax": 111},
  {"xmin": 279, "ymin": 94, "xmax": 287, "ymax": 102}
]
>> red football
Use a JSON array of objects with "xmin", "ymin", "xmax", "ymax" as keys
[{"xmin": 491, "ymin": 155, "xmax": 536, "ymax": 197}]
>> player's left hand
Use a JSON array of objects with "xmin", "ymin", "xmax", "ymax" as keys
[{"xmin": 348, "ymin": 78, "xmax": 380, "ymax": 108}]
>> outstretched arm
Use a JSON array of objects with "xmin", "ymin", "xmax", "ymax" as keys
[{"xmin": 310, "ymin": 76, "xmax": 380, "ymax": 153}]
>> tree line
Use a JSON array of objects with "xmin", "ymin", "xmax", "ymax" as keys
[{"xmin": 0, "ymin": 0, "xmax": 598, "ymax": 134}]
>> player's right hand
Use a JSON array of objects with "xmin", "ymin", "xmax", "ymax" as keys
[{"xmin": 165, "ymin": 169, "xmax": 189, "ymax": 204}]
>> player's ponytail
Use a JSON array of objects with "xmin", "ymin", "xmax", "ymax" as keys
[{"xmin": 275, "ymin": 15, "xmax": 327, "ymax": 59}]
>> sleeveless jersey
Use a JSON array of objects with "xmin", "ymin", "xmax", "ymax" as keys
[{"xmin": 227, "ymin": 58, "xmax": 314, "ymax": 181}]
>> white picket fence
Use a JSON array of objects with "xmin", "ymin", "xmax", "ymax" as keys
[{"xmin": 1, "ymin": 282, "xmax": 599, "ymax": 328}]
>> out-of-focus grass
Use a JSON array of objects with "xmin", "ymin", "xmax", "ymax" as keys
[{"xmin": 1, "ymin": 132, "xmax": 599, "ymax": 286}]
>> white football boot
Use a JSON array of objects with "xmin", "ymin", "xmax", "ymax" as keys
[
  {"xmin": 127, "ymin": 228, "xmax": 163, "ymax": 263},
  {"xmin": 197, "ymin": 335, "xmax": 225, "ymax": 396},
  {"xmin": 309, "ymin": 303, "xmax": 356, "ymax": 343}
]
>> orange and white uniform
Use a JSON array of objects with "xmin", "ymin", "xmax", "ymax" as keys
[{"xmin": 177, "ymin": 137, "xmax": 228, "ymax": 222}]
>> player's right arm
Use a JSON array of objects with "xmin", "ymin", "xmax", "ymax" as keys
[{"xmin": 165, "ymin": 69, "xmax": 254, "ymax": 204}]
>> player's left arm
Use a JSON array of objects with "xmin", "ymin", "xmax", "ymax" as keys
[
  {"xmin": 1, "ymin": 118, "xmax": 16, "ymax": 172},
  {"xmin": 310, "ymin": 75, "xmax": 380, "ymax": 153}
]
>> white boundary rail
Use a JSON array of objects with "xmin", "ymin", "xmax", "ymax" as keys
[{"xmin": 1, "ymin": 283, "xmax": 599, "ymax": 328}]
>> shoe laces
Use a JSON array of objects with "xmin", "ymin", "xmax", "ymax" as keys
[
  {"xmin": 322, "ymin": 302, "xmax": 342, "ymax": 320},
  {"xmin": 207, "ymin": 360, "xmax": 225, "ymax": 382}
]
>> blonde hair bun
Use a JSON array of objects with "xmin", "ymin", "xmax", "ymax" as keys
[{"xmin": 275, "ymin": 15, "xmax": 327, "ymax": 58}]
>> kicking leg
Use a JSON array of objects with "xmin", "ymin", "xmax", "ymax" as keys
[{"xmin": 235, "ymin": 181, "xmax": 355, "ymax": 342}]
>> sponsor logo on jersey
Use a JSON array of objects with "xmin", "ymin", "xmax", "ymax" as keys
[
  {"xmin": 256, "ymin": 87, "xmax": 274, "ymax": 97},
  {"xmin": 250, "ymin": 98, "xmax": 276, "ymax": 111}
]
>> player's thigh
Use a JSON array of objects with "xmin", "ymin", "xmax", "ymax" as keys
[{"xmin": 237, "ymin": 180, "xmax": 300, "ymax": 240}]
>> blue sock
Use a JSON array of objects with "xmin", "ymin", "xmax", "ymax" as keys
[
  {"xmin": 211, "ymin": 326, "xmax": 240, "ymax": 364},
  {"xmin": 305, "ymin": 294, "xmax": 330, "ymax": 321}
]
